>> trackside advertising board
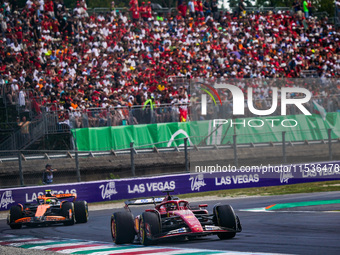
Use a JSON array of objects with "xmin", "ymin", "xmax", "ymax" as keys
[
  {"xmin": 71, "ymin": 113, "xmax": 340, "ymax": 151},
  {"xmin": 1, "ymin": 161, "xmax": 340, "ymax": 211}
]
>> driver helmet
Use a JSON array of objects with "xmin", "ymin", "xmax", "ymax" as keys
[{"xmin": 45, "ymin": 189, "xmax": 53, "ymax": 197}]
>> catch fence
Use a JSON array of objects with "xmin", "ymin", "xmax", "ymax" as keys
[{"xmin": 0, "ymin": 127, "xmax": 339, "ymax": 188}]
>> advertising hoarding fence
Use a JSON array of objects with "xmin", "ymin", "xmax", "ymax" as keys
[
  {"xmin": 1, "ymin": 159, "xmax": 340, "ymax": 212},
  {"xmin": 0, "ymin": 127, "xmax": 339, "ymax": 189}
]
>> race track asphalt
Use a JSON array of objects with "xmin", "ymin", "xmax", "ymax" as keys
[{"xmin": 1, "ymin": 191, "xmax": 340, "ymax": 255}]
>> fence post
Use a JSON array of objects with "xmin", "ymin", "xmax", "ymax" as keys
[
  {"xmin": 184, "ymin": 138, "xmax": 189, "ymax": 172},
  {"xmin": 73, "ymin": 130, "xmax": 81, "ymax": 182},
  {"xmin": 130, "ymin": 142, "xmax": 135, "ymax": 176},
  {"xmin": 151, "ymin": 109, "xmax": 155, "ymax": 124},
  {"xmin": 282, "ymin": 131, "xmax": 286, "ymax": 163},
  {"xmin": 328, "ymin": 129, "xmax": 332, "ymax": 160},
  {"xmin": 12, "ymin": 133, "xmax": 16, "ymax": 150},
  {"xmin": 233, "ymin": 134, "xmax": 238, "ymax": 168},
  {"xmin": 75, "ymin": 150, "xmax": 81, "ymax": 182},
  {"xmin": 18, "ymin": 151, "xmax": 24, "ymax": 186}
]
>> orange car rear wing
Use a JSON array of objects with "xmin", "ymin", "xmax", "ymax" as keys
[
  {"xmin": 37, "ymin": 193, "xmax": 77, "ymax": 202},
  {"xmin": 55, "ymin": 193, "xmax": 77, "ymax": 201}
]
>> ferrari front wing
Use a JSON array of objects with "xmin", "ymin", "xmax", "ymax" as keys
[{"xmin": 149, "ymin": 225, "xmax": 239, "ymax": 240}]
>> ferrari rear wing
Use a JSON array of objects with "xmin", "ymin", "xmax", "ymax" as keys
[
  {"xmin": 124, "ymin": 190, "xmax": 178, "ymax": 210},
  {"xmin": 125, "ymin": 197, "xmax": 164, "ymax": 206}
]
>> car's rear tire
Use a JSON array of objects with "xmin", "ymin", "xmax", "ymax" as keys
[
  {"xmin": 62, "ymin": 202, "xmax": 75, "ymax": 226},
  {"xmin": 140, "ymin": 212, "xmax": 161, "ymax": 245},
  {"xmin": 111, "ymin": 211, "xmax": 135, "ymax": 244},
  {"xmin": 74, "ymin": 201, "xmax": 88, "ymax": 223},
  {"xmin": 8, "ymin": 206, "xmax": 23, "ymax": 229},
  {"xmin": 214, "ymin": 205, "xmax": 237, "ymax": 239}
]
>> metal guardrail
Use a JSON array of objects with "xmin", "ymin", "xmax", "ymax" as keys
[
  {"xmin": 274, "ymin": 7, "xmax": 291, "ymax": 12},
  {"xmin": 300, "ymin": 70, "xmax": 319, "ymax": 78},
  {"xmin": 66, "ymin": 104, "xmax": 181, "ymax": 128},
  {"xmin": 85, "ymin": 5, "xmax": 291, "ymax": 15},
  {"xmin": 0, "ymin": 138, "xmax": 339, "ymax": 162},
  {"xmin": 2, "ymin": 91, "xmax": 340, "ymax": 151},
  {"xmin": 86, "ymin": 7, "xmax": 172, "ymax": 15},
  {"xmin": 314, "ymin": 11, "xmax": 329, "ymax": 17},
  {"xmin": 245, "ymin": 7, "xmax": 261, "ymax": 12},
  {"xmin": 0, "ymin": 128, "xmax": 338, "ymax": 187},
  {"xmin": 329, "ymin": 17, "xmax": 340, "ymax": 25},
  {"xmin": 243, "ymin": 6, "xmax": 291, "ymax": 13}
]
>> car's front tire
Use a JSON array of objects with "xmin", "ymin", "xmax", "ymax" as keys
[
  {"xmin": 74, "ymin": 201, "xmax": 88, "ymax": 223},
  {"xmin": 8, "ymin": 206, "xmax": 23, "ymax": 229},
  {"xmin": 139, "ymin": 212, "xmax": 161, "ymax": 245},
  {"xmin": 214, "ymin": 204, "xmax": 238, "ymax": 239},
  {"xmin": 111, "ymin": 211, "xmax": 135, "ymax": 244}
]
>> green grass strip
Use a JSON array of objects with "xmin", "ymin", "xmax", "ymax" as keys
[{"xmin": 267, "ymin": 199, "xmax": 340, "ymax": 210}]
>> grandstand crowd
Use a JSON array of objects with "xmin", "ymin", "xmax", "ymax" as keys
[{"xmin": 0, "ymin": 0, "xmax": 340, "ymax": 127}]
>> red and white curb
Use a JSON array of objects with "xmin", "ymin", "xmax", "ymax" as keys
[{"xmin": 0, "ymin": 234, "xmax": 288, "ymax": 255}]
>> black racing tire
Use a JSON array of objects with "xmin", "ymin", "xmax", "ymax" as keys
[
  {"xmin": 111, "ymin": 211, "xmax": 135, "ymax": 244},
  {"xmin": 74, "ymin": 201, "xmax": 88, "ymax": 223},
  {"xmin": 214, "ymin": 204, "xmax": 237, "ymax": 239},
  {"xmin": 9, "ymin": 206, "xmax": 23, "ymax": 229},
  {"xmin": 61, "ymin": 202, "xmax": 75, "ymax": 226},
  {"xmin": 140, "ymin": 212, "xmax": 161, "ymax": 245}
]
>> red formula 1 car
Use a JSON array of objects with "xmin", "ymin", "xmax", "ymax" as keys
[
  {"xmin": 7, "ymin": 190, "xmax": 88, "ymax": 229},
  {"xmin": 111, "ymin": 190, "xmax": 242, "ymax": 245}
]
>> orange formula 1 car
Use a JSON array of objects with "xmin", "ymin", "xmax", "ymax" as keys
[{"xmin": 7, "ymin": 190, "xmax": 88, "ymax": 229}]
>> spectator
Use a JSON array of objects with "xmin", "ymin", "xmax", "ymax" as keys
[
  {"xmin": 203, "ymin": 0, "xmax": 211, "ymax": 17},
  {"xmin": 293, "ymin": 0, "xmax": 301, "ymax": 13},
  {"xmin": 0, "ymin": 0, "xmax": 338, "ymax": 128},
  {"xmin": 17, "ymin": 116, "xmax": 30, "ymax": 141},
  {"xmin": 110, "ymin": 1, "xmax": 116, "ymax": 17},
  {"xmin": 140, "ymin": 2, "xmax": 148, "ymax": 21},
  {"xmin": 303, "ymin": 0, "xmax": 309, "ymax": 18},
  {"xmin": 146, "ymin": 2, "xmax": 152, "ymax": 20},
  {"xmin": 130, "ymin": 2, "xmax": 140, "ymax": 22},
  {"xmin": 294, "ymin": 0, "xmax": 303, "ymax": 18},
  {"xmin": 239, "ymin": 0, "xmax": 247, "ymax": 17},
  {"xmin": 179, "ymin": 94, "xmax": 189, "ymax": 122},
  {"xmin": 188, "ymin": 0, "xmax": 195, "ymax": 17},
  {"xmin": 18, "ymin": 89, "xmax": 26, "ymax": 109},
  {"xmin": 211, "ymin": 0, "xmax": 218, "ymax": 20},
  {"xmin": 42, "ymin": 164, "xmax": 57, "ymax": 185},
  {"xmin": 197, "ymin": 0, "xmax": 204, "ymax": 18},
  {"xmin": 307, "ymin": 0, "xmax": 313, "ymax": 16},
  {"xmin": 177, "ymin": 0, "xmax": 187, "ymax": 17}
]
